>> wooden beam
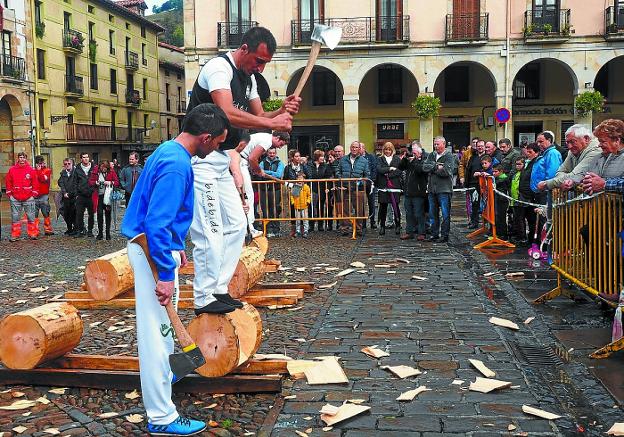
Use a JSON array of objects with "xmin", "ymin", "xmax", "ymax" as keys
[
  {"xmin": 246, "ymin": 288, "xmax": 304, "ymax": 299},
  {"xmin": 257, "ymin": 282, "xmax": 315, "ymax": 291},
  {"xmin": 49, "ymin": 298, "xmax": 196, "ymax": 310},
  {"xmin": 241, "ymin": 295, "xmax": 299, "ymax": 307},
  {"xmin": 235, "ymin": 359, "xmax": 289, "ymax": 375},
  {"xmin": 0, "ymin": 367, "xmax": 281, "ymax": 394}
]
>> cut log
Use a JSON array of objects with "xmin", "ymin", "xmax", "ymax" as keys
[
  {"xmin": 84, "ymin": 248, "xmax": 134, "ymax": 301},
  {"xmin": 228, "ymin": 246, "xmax": 266, "ymax": 299},
  {"xmin": 0, "ymin": 303, "xmax": 83, "ymax": 369},
  {"xmin": 249, "ymin": 236, "xmax": 269, "ymax": 256},
  {"xmin": 187, "ymin": 304, "xmax": 263, "ymax": 377}
]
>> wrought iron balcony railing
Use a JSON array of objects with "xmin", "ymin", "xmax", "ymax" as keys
[
  {"xmin": 445, "ymin": 13, "xmax": 489, "ymax": 43},
  {"xmin": 66, "ymin": 124, "xmax": 112, "ymax": 142},
  {"xmin": 126, "ymin": 89, "xmax": 141, "ymax": 105},
  {"xmin": 0, "ymin": 55, "xmax": 26, "ymax": 81},
  {"xmin": 524, "ymin": 8, "xmax": 571, "ymax": 37},
  {"xmin": 178, "ymin": 100, "xmax": 187, "ymax": 114},
  {"xmin": 606, "ymin": 6, "xmax": 624, "ymax": 36},
  {"xmin": 217, "ymin": 21, "xmax": 259, "ymax": 49},
  {"xmin": 125, "ymin": 50, "xmax": 139, "ymax": 69},
  {"xmin": 63, "ymin": 28, "xmax": 85, "ymax": 53},
  {"xmin": 65, "ymin": 75, "xmax": 84, "ymax": 96},
  {"xmin": 291, "ymin": 16, "xmax": 410, "ymax": 46}
]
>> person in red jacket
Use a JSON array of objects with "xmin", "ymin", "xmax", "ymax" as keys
[
  {"xmin": 88, "ymin": 159, "xmax": 120, "ymax": 240},
  {"xmin": 34, "ymin": 155, "xmax": 54, "ymax": 236},
  {"xmin": 5, "ymin": 152, "xmax": 40, "ymax": 241}
]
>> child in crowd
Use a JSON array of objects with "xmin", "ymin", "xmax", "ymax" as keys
[
  {"xmin": 510, "ymin": 158, "xmax": 527, "ymax": 244},
  {"xmin": 290, "ymin": 172, "xmax": 311, "ymax": 238},
  {"xmin": 474, "ymin": 154, "xmax": 493, "ymax": 177},
  {"xmin": 492, "ymin": 164, "xmax": 510, "ymax": 240}
]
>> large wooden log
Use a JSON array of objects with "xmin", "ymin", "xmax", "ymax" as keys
[
  {"xmin": 249, "ymin": 236, "xmax": 269, "ymax": 256},
  {"xmin": 0, "ymin": 303, "xmax": 83, "ymax": 369},
  {"xmin": 228, "ymin": 246, "xmax": 266, "ymax": 299},
  {"xmin": 187, "ymin": 303, "xmax": 262, "ymax": 377},
  {"xmin": 84, "ymin": 248, "xmax": 134, "ymax": 300}
]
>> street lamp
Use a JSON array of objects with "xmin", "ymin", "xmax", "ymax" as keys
[{"xmin": 50, "ymin": 105, "xmax": 76, "ymax": 124}]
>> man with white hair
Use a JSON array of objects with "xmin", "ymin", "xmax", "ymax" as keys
[
  {"xmin": 537, "ymin": 124, "xmax": 601, "ymax": 191},
  {"xmin": 423, "ymin": 136, "xmax": 456, "ymax": 243},
  {"xmin": 398, "ymin": 140, "xmax": 428, "ymax": 240}
]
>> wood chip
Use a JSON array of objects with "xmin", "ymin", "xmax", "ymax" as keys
[
  {"xmin": 304, "ymin": 357, "xmax": 349, "ymax": 385},
  {"xmin": 489, "ymin": 317, "xmax": 520, "ymax": 330},
  {"xmin": 305, "ymin": 428, "xmax": 312, "ymax": 434},
  {"xmin": 318, "ymin": 281, "xmax": 338, "ymax": 289},
  {"xmin": 296, "ymin": 267, "xmax": 306, "ymax": 272},
  {"xmin": 98, "ymin": 412, "xmax": 119, "ymax": 418},
  {"xmin": 508, "ymin": 424, "xmax": 517, "ymax": 431},
  {"xmin": 15, "ymin": 300, "xmax": 27, "ymax": 304},
  {"xmin": 12, "ymin": 426, "xmax": 28, "ymax": 434},
  {"xmin": 346, "ymin": 399, "xmax": 366, "ymax": 404},
  {"xmin": 295, "ymin": 431, "xmax": 308, "ymax": 437},
  {"xmin": 324, "ymin": 267, "xmax": 339, "ymax": 271},
  {"xmin": 395, "ymin": 258, "xmax": 410, "ymax": 264},
  {"xmin": 29, "ymin": 286, "xmax": 49, "ymax": 293},
  {"xmin": 381, "ymin": 365, "xmax": 422, "ymax": 379},
  {"xmin": 125, "ymin": 414, "xmax": 144, "ymax": 423},
  {"xmin": 396, "ymin": 386, "xmax": 431, "ymax": 401},
  {"xmin": 284, "ymin": 395, "xmax": 297, "ymax": 400},
  {"xmin": 386, "ymin": 271, "xmax": 396, "ymax": 274},
  {"xmin": 303, "ymin": 416, "xmax": 313, "ymax": 420},
  {"xmin": 212, "ymin": 394, "xmax": 225, "ymax": 398},
  {"xmin": 361, "ymin": 346, "xmax": 389, "ymax": 358},
  {"xmin": 124, "ymin": 389, "xmax": 140, "ymax": 400},
  {"xmin": 43, "ymin": 428, "xmax": 60, "ymax": 435},
  {"xmin": 483, "ymin": 272, "xmax": 497, "ymax": 277},
  {"xmin": 468, "ymin": 359, "xmax": 496, "ymax": 378},
  {"xmin": 321, "ymin": 403, "xmax": 371, "ymax": 426},
  {"xmin": 11, "ymin": 391, "xmax": 25, "ymax": 398},
  {"xmin": 319, "ymin": 404, "xmax": 340, "ymax": 415},
  {"xmin": 522, "ymin": 405, "xmax": 561, "ymax": 420},
  {"xmin": 374, "ymin": 264, "xmax": 392, "ymax": 268},
  {"xmin": 469, "ymin": 377, "xmax": 512, "ymax": 393},
  {"xmin": 294, "ymin": 338, "xmax": 307, "ymax": 343},
  {"xmin": 204, "ymin": 403, "xmax": 218, "ymax": 409},
  {"xmin": 208, "ymin": 420, "xmax": 219, "ymax": 427},
  {"xmin": 335, "ymin": 268, "xmax": 354, "ymax": 277},
  {"xmin": 452, "ymin": 379, "xmax": 464, "ymax": 385},
  {"xmin": 89, "ymin": 321, "xmax": 103, "ymax": 327},
  {"xmin": 287, "ymin": 306, "xmax": 303, "ymax": 312},
  {"xmin": 607, "ymin": 423, "xmax": 624, "ymax": 436},
  {"xmin": 322, "ymin": 427, "xmax": 333, "ymax": 432},
  {"xmin": 24, "ymin": 273, "xmax": 43, "ymax": 278},
  {"xmin": 357, "ymin": 270, "xmax": 368, "ymax": 274},
  {"xmin": 36, "ymin": 396, "xmax": 50, "ymax": 405},
  {"xmin": 411, "ymin": 275, "xmax": 427, "ymax": 281},
  {"xmin": 524, "ymin": 317, "xmax": 535, "ymax": 325},
  {"xmin": 350, "ymin": 261, "xmax": 366, "ymax": 268},
  {"xmin": 0, "ymin": 399, "xmax": 37, "ymax": 410},
  {"xmin": 48, "ymin": 388, "xmax": 68, "ymax": 395},
  {"xmin": 505, "ymin": 272, "xmax": 525, "ymax": 279},
  {"xmin": 253, "ymin": 353, "xmax": 293, "ymax": 361}
]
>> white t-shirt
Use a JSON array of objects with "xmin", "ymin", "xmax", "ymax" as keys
[
  {"xmin": 241, "ymin": 132, "xmax": 273, "ymax": 161},
  {"xmin": 198, "ymin": 52, "xmax": 259, "ymax": 101}
]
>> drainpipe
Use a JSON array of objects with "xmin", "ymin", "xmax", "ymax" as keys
[
  {"xmin": 29, "ymin": 0, "xmax": 40, "ymax": 155},
  {"xmin": 504, "ymin": 0, "xmax": 511, "ymax": 139}
]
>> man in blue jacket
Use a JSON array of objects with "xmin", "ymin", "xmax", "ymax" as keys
[
  {"xmin": 121, "ymin": 103, "xmax": 229, "ymax": 436},
  {"xmin": 336, "ymin": 141, "xmax": 370, "ymax": 236},
  {"xmin": 530, "ymin": 131, "xmax": 563, "ymax": 203},
  {"xmin": 360, "ymin": 142, "xmax": 378, "ymax": 229}
]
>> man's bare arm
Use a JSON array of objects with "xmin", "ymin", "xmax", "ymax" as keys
[{"xmin": 211, "ymin": 90, "xmax": 293, "ymax": 131}]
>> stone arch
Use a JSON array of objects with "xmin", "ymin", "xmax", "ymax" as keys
[
  {"xmin": 593, "ymin": 55, "xmax": 624, "ymax": 123},
  {"xmin": 285, "ymin": 64, "xmax": 345, "ymax": 98},
  {"xmin": 431, "ymin": 60, "xmax": 498, "ymax": 95},
  {"xmin": 510, "ymin": 57, "xmax": 579, "ymax": 94},
  {"xmin": 0, "ymin": 94, "xmax": 23, "ymax": 188}
]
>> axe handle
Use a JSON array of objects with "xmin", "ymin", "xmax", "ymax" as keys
[
  {"xmin": 130, "ymin": 233, "xmax": 197, "ymax": 352},
  {"xmin": 293, "ymin": 41, "xmax": 321, "ymax": 98}
]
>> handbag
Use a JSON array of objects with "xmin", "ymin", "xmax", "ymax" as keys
[
  {"xmin": 111, "ymin": 189, "xmax": 123, "ymax": 202},
  {"xmin": 103, "ymin": 185, "xmax": 113, "ymax": 206}
]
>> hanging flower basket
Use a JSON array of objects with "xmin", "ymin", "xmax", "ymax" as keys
[{"xmin": 411, "ymin": 94, "xmax": 441, "ymax": 119}]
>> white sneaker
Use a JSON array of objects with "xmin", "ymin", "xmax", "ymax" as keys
[{"xmin": 251, "ymin": 228, "xmax": 263, "ymax": 238}]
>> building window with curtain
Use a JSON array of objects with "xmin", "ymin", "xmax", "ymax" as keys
[
  {"xmin": 444, "ymin": 65, "xmax": 470, "ymax": 102},
  {"xmin": 378, "ymin": 65, "xmax": 402, "ymax": 104},
  {"xmin": 312, "ymin": 70, "xmax": 336, "ymax": 106}
]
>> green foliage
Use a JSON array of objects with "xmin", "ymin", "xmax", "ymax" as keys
[
  {"xmin": 262, "ymin": 98, "xmax": 283, "ymax": 112},
  {"xmin": 89, "ymin": 40, "xmax": 97, "ymax": 62},
  {"xmin": 411, "ymin": 94, "xmax": 441, "ymax": 119},
  {"xmin": 171, "ymin": 25, "xmax": 184, "ymax": 47},
  {"xmin": 220, "ymin": 419, "xmax": 233, "ymax": 429},
  {"xmin": 35, "ymin": 21, "xmax": 45, "ymax": 38},
  {"xmin": 148, "ymin": 9, "xmax": 183, "ymax": 47},
  {"xmin": 152, "ymin": 0, "xmax": 182, "ymax": 13},
  {"xmin": 523, "ymin": 24, "xmax": 534, "ymax": 37},
  {"xmin": 575, "ymin": 91, "xmax": 604, "ymax": 116},
  {"xmin": 543, "ymin": 23, "xmax": 553, "ymax": 34}
]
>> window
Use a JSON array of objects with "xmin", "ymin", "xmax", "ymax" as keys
[
  {"xmin": 91, "ymin": 107, "xmax": 97, "ymax": 125},
  {"xmin": 514, "ymin": 63, "xmax": 540, "ymax": 100},
  {"xmin": 109, "ymin": 30, "xmax": 115, "ymax": 55},
  {"xmin": 108, "ymin": 14, "xmax": 114, "ymax": 22},
  {"xmin": 126, "ymin": 23, "xmax": 130, "ymax": 30},
  {"xmin": 142, "ymin": 78, "xmax": 148, "ymax": 100},
  {"xmin": 378, "ymin": 65, "xmax": 402, "ymax": 104},
  {"xmin": 166, "ymin": 83, "xmax": 171, "ymax": 111},
  {"xmin": 90, "ymin": 63, "xmax": 98, "ymax": 89},
  {"xmin": 111, "ymin": 109, "xmax": 117, "ymax": 139},
  {"xmin": 38, "ymin": 99, "xmax": 45, "ymax": 129},
  {"xmin": 141, "ymin": 26, "xmax": 146, "ymax": 38},
  {"xmin": 110, "ymin": 68, "xmax": 117, "ymax": 94},
  {"xmin": 88, "ymin": 22, "xmax": 94, "ymax": 42},
  {"xmin": 166, "ymin": 118, "xmax": 171, "ymax": 139},
  {"xmin": 2, "ymin": 31, "xmax": 11, "ymax": 59},
  {"xmin": 164, "ymin": 69, "xmax": 169, "ymax": 76},
  {"xmin": 299, "ymin": 0, "xmax": 323, "ymax": 22},
  {"xmin": 143, "ymin": 113, "xmax": 148, "ymax": 131},
  {"xmin": 2, "ymin": 0, "xmax": 8, "ymax": 8},
  {"xmin": 376, "ymin": 0, "xmax": 403, "ymax": 41},
  {"xmin": 63, "ymin": 12, "xmax": 71, "ymax": 30},
  {"xmin": 312, "ymin": 70, "xmax": 336, "ymax": 106},
  {"xmin": 88, "ymin": 5, "xmax": 94, "ymax": 13},
  {"xmin": 36, "ymin": 49, "xmax": 45, "ymax": 79},
  {"xmin": 34, "ymin": 1, "xmax": 42, "ymax": 25},
  {"xmin": 176, "ymin": 71, "xmax": 181, "ymax": 80},
  {"xmin": 141, "ymin": 43, "xmax": 146, "ymax": 65},
  {"xmin": 444, "ymin": 65, "xmax": 469, "ymax": 102},
  {"xmin": 228, "ymin": 0, "xmax": 251, "ymax": 22}
]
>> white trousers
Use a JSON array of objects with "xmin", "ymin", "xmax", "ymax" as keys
[
  {"xmin": 191, "ymin": 151, "xmax": 247, "ymax": 308},
  {"xmin": 128, "ymin": 242, "xmax": 180, "ymax": 426},
  {"xmin": 240, "ymin": 160, "xmax": 255, "ymax": 227}
]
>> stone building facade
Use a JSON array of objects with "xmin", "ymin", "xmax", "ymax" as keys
[{"xmin": 158, "ymin": 41, "xmax": 185, "ymax": 142}]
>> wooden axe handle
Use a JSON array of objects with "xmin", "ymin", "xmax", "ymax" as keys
[
  {"xmin": 293, "ymin": 41, "xmax": 321, "ymax": 98},
  {"xmin": 130, "ymin": 233, "xmax": 196, "ymax": 351}
]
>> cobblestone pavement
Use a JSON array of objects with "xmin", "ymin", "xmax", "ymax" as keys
[{"xmin": 1, "ymin": 204, "xmax": 624, "ymax": 436}]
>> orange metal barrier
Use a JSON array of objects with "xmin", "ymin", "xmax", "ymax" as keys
[
  {"xmin": 467, "ymin": 175, "xmax": 515, "ymax": 250},
  {"xmin": 252, "ymin": 178, "xmax": 369, "ymax": 239}
]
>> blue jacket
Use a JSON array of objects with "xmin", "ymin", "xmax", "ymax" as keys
[
  {"xmin": 121, "ymin": 140, "xmax": 194, "ymax": 281},
  {"xmin": 259, "ymin": 156, "xmax": 284, "ymax": 179},
  {"xmin": 335, "ymin": 155, "xmax": 371, "ymax": 180},
  {"xmin": 364, "ymin": 151, "xmax": 378, "ymax": 182},
  {"xmin": 530, "ymin": 146, "xmax": 563, "ymax": 193}
]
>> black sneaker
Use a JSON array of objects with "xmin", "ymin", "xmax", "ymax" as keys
[
  {"xmin": 427, "ymin": 235, "xmax": 440, "ymax": 242},
  {"xmin": 215, "ymin": 293, "xmax": 244, "ymax": 309},
  {"xmin": 194, "ymin": 300, "xmax": 236, "ymax": 315}
]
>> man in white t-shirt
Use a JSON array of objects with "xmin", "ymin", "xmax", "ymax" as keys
[{"xmin": 186, "ymin": 27, "xmax": 300, "ymax": 314}]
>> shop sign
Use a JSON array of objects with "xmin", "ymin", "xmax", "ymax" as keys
[
  {"xmin": 377, "ymin": 122, "xmax": 404, "ymax": 139},
  {"xmin": 513, "ymin": 106, "xmax": 572, "ymax": 116}
]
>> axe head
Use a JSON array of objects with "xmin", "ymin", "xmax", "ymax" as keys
[
  {"xmin": 169, "ymin": 346, "xmax": 205, "ymax": 382},
  {"xmin": 311, "ymin": 24, "xmax": 342, "ymax": 50}
]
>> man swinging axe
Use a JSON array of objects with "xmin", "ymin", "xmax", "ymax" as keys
[{"xmin": 121, "ymin": 103, "xmax": 229, "ymax": 436}]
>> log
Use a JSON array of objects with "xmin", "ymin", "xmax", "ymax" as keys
[
  {"xmin": 228, "ymin": 246, "xmax": 266, "ymax": 299},
  {"xmin": 84, "ymin": 248, "xmax": 134, "ymax": 300},
  {"xmin": 249, "ymin": 236, "xmax": 269, "ymax": 256},
  {"xmin": 187, "ymin": 304, "xmax": 262, "ymax": 377},
  {"xmin": 0, "ymin": 303, "xmax": 83, "ymax": 369}
]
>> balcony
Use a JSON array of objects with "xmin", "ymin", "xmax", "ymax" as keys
[
  {"xmin": 62, "ymin": 29, "xmax": 84, "ymax": 53},
  {"xmin": 217, "ymin": 21, "xmax": 259, "ymax": 49},
  {"xmin": 524, "ymin": 8, "xmax": 571, "ymax": 43},
  {"xmin": 0, "ymin": 55, "xmax": 26, "ymax": 82},
  {"xmin": 65, "ymin": 75, "xmax": 84, "ymax": 97},
  {"xmin": 445, "ymin": 13, "xmax": 488, "ymax": 45},
  {"xmin": 291, "ymin": 16, "xmax": 410, "ymax": 48},
  {"xmin": 177, "ymin": 100, "xmax": 186, "ymax": 114},
  {"xmin": 126, "ymin": 89, "xmax": 141, "ymax": 106},
  {"xmin": 605, "ymin": 6, "xmax": 624, "ymax": 40},
  {"xmin": 125, "ymin": 50, "xmax": 139, "ymax": 70},
  {"xmin": 67, "ymin": 123, "xmax": 142, "ymax": 143}
]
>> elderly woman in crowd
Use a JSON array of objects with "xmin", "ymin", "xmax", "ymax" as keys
[
  {"xmin": 581, "ymin": 119, "xmax": 624, "ymax": 195},
  {"xmin": 376, "ymin": 142, "xmax": 402, "ymax": 235},
  {"xmin": 308, "ymin": 149, "xmax": 333, "ymax": 231},
  {"xmin": 88, "ymin": 159, "xmax": 119, "ymax": 240}
]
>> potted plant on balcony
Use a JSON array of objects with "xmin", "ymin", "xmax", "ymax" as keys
[
  {"xmin": 543, "ymin": 23, "xmax": 553, "ymax": 36},
  {"xmin": 411, "ymin": 94, "xmax": 441, "ymax": 119},
  {"xmin": 35, "ymin": 21, "xmax": 45, "ymax": 39},
  {"xmin": 71, "ymin": 33, "xmax": 85, "ymax": 50},
  {"xmin": 262, "ymin": 98, "xmax": 283, "ymax": 113},
  {"xmin": 574, "ymin": 90, "xmax": 604, "ymax": 117},
  {"xmin": 89, "ymin": 40, "xmax": 97, "ymax": 62},
  {"xmin": 523, "ymin": 24, "xmax": 534, "ymax": 37}
]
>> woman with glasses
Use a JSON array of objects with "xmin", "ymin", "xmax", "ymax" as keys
[{"xmin": 88, "ymin": 159, "xmax": 119, "ymax": 240}]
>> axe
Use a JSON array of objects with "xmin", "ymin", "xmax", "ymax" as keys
[
  {"xmin": 130, "ymin": 233, "xmax": 205, "ymax": 381},
  {"xmin": 292, "ymin": 24, "xmax": 342, "ymax": 98}
]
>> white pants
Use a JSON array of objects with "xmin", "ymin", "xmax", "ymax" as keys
[
  {"xmin": 128, "ymin": 242, "xmax": 180, "ymax": 426},
  {"xmin": 190, "ymin": 151, "xmax": 247, "ymax": 308},
  {"xmin": 240, "ymin": 160, "xmax": 255, "ymax": 227}
]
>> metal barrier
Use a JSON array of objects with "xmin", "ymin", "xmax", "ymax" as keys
[
  {"xmin": 252, "ymin": 178, "xmax": 369, "ymax": 239},
  {"xmin": 533, "ymin": 189, "xmax": 624, "ymax": 359},
  {"xmin": 467, "ymin": 175, "xmax": 515, "ymax": 250}
]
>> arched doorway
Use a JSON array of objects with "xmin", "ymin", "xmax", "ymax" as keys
[
  {"xmin": 0, "ymin": 97, "xmax": 16, "ymax": 188},
  {"xmin": 512, "ymin": 58, "xmax": 576, "ymax": 147},
  {"xmin": 358, "ymin": 63, "xmax": 419, "ymax": 153},
  {"xmin": 594, "ymin": 56, "xmax": 624, "ymax": 124},
  {"xmin": 433, "ymin": 61, "xmax": 496, "ymax": 150}
]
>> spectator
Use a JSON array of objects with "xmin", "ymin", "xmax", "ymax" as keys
[
  {"xmin": 308, "ymin": 150, "xmax": 332, "ymax": 231},
  {"xmin": 360, "ymin": 142, "xmax": 378, "ymax": 229},
  {"xmin": 119, "ymin": 151, "xmax": 143, "ymax": 205},
  {"xmin": 5, "ymin": 151, "xmax": 39, "ymax": 241},
  {"xmin": 34, "ymin": 155, "xmax": 54, "ymax": 236},
  {"xmin": 537, "ymin": 124, "xmax": 601, "ymax": 191},
  {"xmin": 465, "ymin": 140, "xmax": 486, "ymax": 229},
  {"xmin": 510, "ymin": 158, "xmax": 525, "ymax": 243},
  {"xmin": 517, "ymin": 143, "xmax": 541, "ymax": 245},
  {"xmin": 399, "ymin": 141, "xmax": 428, "ymax": 241},
  {"xmin": 582, "ymin": 119, "xmax": 624, "ymax": 195},
  {"xmin": 376, "ymin": 142, "xmax": 402, "ymax": 235},
  {"xmin": 285, "ymin": 150, "xmax": 310, "ymax": 237},
  {"xmin": 485, "ymin": 141, "xmax": 502, "ymax": 164},
  {"xmin": 73, "ymin": 152, "xmax": 98, "ymax": 237},
  {"xmin": 290, "ymin": 172, "xmax": 311, "ymax": 237},
  {"xmin": 89, "ymin": 160, "xmax": 120, "ymax": 240},
  {"xmin": 492, "ymin": 164, "xmax": 510, "ymax": 240},
  {"xmin": 330, "ymin": 145, "xmax": 345, "ymax": 232},
  {"xmin": 258, "ymin": 147, "xmax": 284, "ymax": 237},
  {"xmin": 545, "ymin": 130, "xmax": 568, "ymax": 162},
  {"xmin": 530, "ymin": 131, "xmax": 563, "ymax": 202},
  {"xmin": 498, "ymin": 138, "xmax": 521, "ymax": 175},
  {"xmin": 459, "ymin": 137, "xmax": 479, "ymax": 186},
  {"xmin": 335, "ymin": 141, "xmax": 370, "ymax": 236},
  {"xmin": 476, "ymin": 155, "xmax": 494, "ymax": 177},
  {"xmin": 58, "ymin": 157, "xmax": 77, "ymax": 235},
  {"xmin": 423, "ymin": 136, "xmax": 456, "ymax": 243}
]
